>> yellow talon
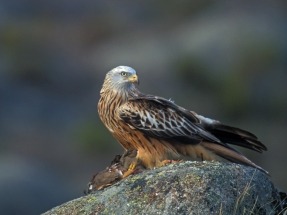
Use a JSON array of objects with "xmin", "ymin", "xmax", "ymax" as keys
[
  {"xmin": 128, "ymin": 162, "xmax": 136, "ymax": 171},
  {"xmin": 122, "ymin": 161, "xmax": 138, "ymax": 178}
]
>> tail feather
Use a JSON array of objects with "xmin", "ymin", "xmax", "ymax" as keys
[
  {"xmin": 201, "ymin": 141, "xmax": 268, "ymax": 174},
  {"xmin": 208, "ymin": 124, "xmax": 267, "ymax": 153}
]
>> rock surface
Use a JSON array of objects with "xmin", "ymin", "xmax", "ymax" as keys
[{"xmin": 43, "ymin": 161, "xmax": 284, "ymax": 215}]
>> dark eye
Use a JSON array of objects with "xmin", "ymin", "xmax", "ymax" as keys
[{"xmin": 120, "ymin": 71, "xmax": 127, "ymax": 76}]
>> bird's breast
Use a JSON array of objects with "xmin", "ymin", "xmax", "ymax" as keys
[{"xmin": 98, "ymin": 92, "xmax": 125, "ymax": 133}]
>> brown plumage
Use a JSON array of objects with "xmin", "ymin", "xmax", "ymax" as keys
[{"xmin": 98, "ymin": 66, "xmax": 268, "ymax": 174}]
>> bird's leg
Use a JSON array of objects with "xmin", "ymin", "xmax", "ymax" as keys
[{"xmin": 122, "ymin": 160, "xmax": 138, "ymax": 178}]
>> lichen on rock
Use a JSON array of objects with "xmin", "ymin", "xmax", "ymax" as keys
[{"xmin": 43, "ymin": 161, "xmax": 286, "ymax": 215}]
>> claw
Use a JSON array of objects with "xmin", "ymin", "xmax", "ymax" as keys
[
  {"xmin": 161, "ymin": 159, "xmax": 182, "ymax": 166},
  {"xmin": 122, "ymin": 161, "xmax": 138, "ymax": 178}
]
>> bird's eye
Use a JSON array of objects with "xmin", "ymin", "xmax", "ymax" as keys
[{"xmin": 120, "ymin": 72, "xmax": 127, "ymax": 76}]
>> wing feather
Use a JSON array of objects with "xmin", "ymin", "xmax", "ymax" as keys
[
  {"xmin": 206, "ymin": 124, "xmax": 266, "ymax": 152},
  {"xmin": 118, "ymin": 95, "xmax": 267, "ymax": 153},
  {"xmin": 118, "ymin": 95, "xmax": 221, "ymax": 144},
  {"xmin": 117, "ymin": 94, "xmax": 267, "ymax": 173},
  {"xmin": 197, "ymin": 114, "xmax": 267, "ymax": 153}
]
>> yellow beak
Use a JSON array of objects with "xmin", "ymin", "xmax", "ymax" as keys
[{"xmin": 128, "ymin": 74, "xmax": 139, "ymax": 84}]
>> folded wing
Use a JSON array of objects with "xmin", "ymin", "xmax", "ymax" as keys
[{"xmin": 118, "ymin": 95, "xmax": 267, "ymax": 173}]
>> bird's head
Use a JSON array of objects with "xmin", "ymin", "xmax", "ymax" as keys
[{"xmin": 102, "ymin": 66, "xmax": 139, "ymax": 93}]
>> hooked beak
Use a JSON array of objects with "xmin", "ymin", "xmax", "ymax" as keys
[{"xmin": 128, "ymin": 74, "xmax": 139, "ymax": 84}]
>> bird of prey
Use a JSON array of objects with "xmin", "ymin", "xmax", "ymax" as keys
[{"xmin": 98, "ymin": 66, "xmax": 267, "ymax": 174}]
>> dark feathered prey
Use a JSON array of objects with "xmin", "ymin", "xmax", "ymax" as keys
[
  {"xmin": 98, "ymin": 66, "xmax": 267, "ymax": 174},
  {"xmin": 87, "ymin": 150, "xmax": 143, "ymax": 192}
]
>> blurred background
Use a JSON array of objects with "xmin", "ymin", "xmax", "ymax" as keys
[{"xmin": 0, "ymin": 1, "xmax": 286, "ymax": 214}]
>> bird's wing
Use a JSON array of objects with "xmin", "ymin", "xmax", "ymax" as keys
[
  {"xmin": 118, "ymin": 95, "xmax": 267, "ymax": 152},
  {"xmin": 118, "ymin": 95, "xmax": 268, "ymax": 174},
  {"xmin": 117, "ymin": 95, "xmax": 222, "ymax": 144},
  {"xmin": 197, "ymin": 114, "xmax": 267, "ymax": 153}
]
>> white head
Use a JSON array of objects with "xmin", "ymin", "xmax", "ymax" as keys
[{"xmin": 102, "ymin": 66, "xmax": 139, "ymax": 92}]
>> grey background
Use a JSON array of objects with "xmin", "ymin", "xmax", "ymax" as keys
[{"xmin": 0, "ymin": 1, "xmax": 286, "ymax": 214}]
